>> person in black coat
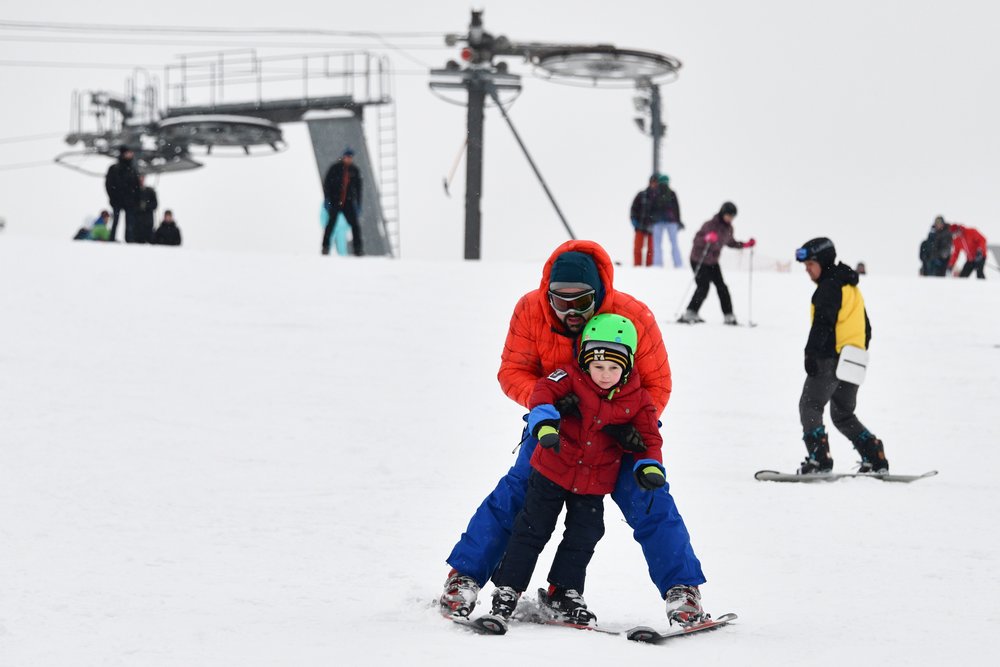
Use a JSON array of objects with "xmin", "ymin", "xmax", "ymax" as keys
[
  {"xmin": 322, "ymin": 149, "xmax": 363, "ymax": 256},
  {"xmin": 628, "ymin": 175, "xmax": 661, "ymax": 266},
  {"xmin": 104, "ymin": 146, "xmax": 141, "ymax": 242},
  {"xmin": 151, "ymin": 210, "xmax": 182, "ymax": 246},
  {"xmin": 135, "ymin": 175, "xmax": 158, "ymax": 244},
  {"xmin": 927, "ymin": 216, "xmax": 953, "ymax": 277}
]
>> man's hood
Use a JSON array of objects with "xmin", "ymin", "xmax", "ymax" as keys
[
  {"xmin": 538, "ymin": 240, "xmax": 616, "ymax": 327},
  {"xmin": 823, "ymin": 261, "xmax": 859, "ymax": 286}
]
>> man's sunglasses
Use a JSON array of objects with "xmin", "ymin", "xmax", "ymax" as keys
[{"xmin": 548, "ymin": 289, "xmax": 596, "ymax": 315}]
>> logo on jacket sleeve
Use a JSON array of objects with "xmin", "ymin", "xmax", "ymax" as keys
[{"xmin": 547, "ymin": 369, "xmax": 568, "ymax": 382}]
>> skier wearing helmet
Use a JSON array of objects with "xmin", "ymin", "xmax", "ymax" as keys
[{"xmin": 484, "ymin": 313, "xmax": 665, "ymax": 631}]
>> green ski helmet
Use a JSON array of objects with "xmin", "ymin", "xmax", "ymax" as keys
[{"xmin": 578, "ymin": 313, "xmax": 638, "ymax": 379}]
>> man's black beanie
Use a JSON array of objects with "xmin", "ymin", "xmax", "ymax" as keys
[{"xmin": 549, "ymin": 251, "xmax": 605, "ymax": 310}]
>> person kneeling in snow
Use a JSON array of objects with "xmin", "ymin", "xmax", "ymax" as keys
[
  {"xmin": 73, "ymin": 210, "xmax": 111, "ymax": 241},
  {"xmin": 487, "ymin": 314, "xmax": 664, "ymax": 627},
  {"xmin": 795, "ymin": 237, "xmax": 888, "ymax": 474}
]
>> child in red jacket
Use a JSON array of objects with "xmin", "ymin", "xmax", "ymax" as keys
[{"xmin": 485, "ymin": 313, "xmax": 664, "ymax": 632}]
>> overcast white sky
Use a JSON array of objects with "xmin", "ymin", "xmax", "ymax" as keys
[{"xmin": 1, "ymin": 0, "xmax": 997, "ymax": 274}]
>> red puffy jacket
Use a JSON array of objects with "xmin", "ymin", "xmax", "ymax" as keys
[
  {"xmin": 529, "ymin": 366, "xmax": 663, "ymax": 495},
  {"xmin": 497, "ymin": 240, "xmax": 672, "ymax": 416},
  {"xmin": 948, "ymin": 224, "xmax": 988, "ymax": 268}
]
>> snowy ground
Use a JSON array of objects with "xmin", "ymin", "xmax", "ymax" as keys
[{"xmin": 1, "ymin": 237, "xmax": 998, "ymax": 666}]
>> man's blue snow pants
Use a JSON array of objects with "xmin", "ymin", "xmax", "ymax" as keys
[{"xmin": 446, "ymin": 429, "xmax": 706, "ymax": 597}]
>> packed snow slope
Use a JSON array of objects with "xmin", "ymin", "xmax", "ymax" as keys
[{"xmin": 1, "ymin": 238, "xmax": 997, "ymax": 666}]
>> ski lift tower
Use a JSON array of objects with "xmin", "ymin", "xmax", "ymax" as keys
[
  {"xmin": 534, "ymin": 49, "xmax": 681, "ymax": 176},
  {"xmin": 431, "ymin": 10, "xmax": 681, "ymax": 260},
  {"xmin": 61, "ymin": 51, "xmax": 400, "ymax": 256}
]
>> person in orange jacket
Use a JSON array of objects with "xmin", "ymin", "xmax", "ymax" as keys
[
  {"xmin": 948, "ymin": 223, "xmax": 988, "ymax": 279},
  {"xmin": 441, "ymin": 240, "xmax": 707, "ymax": 627}
]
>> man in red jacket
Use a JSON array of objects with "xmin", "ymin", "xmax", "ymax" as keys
[{"xmin": 948, "ymin": 224, "xmax": 988, "ymax": 279}]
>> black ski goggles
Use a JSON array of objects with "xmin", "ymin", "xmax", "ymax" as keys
[{"xmin": 548, "ymin": 289, "xmax": 596, "ymax": 315}]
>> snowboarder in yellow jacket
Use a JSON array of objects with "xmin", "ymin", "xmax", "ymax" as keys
[{"xmin": 795, "ymin": 237, "xmax": 888, "ymax": 474}]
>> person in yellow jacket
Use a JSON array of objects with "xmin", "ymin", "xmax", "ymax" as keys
[{"xmin": 794, "ymin": 237, "xmax": 888, "ymax": 474}]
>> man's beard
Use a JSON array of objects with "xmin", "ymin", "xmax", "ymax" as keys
[{"xmin": 562, "ymin": 313, "xmax": 588, "ymax": 333}]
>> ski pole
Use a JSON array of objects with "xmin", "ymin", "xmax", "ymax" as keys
[
  {"xmin": 674, "ymin": 242, "xmax": 711, "ymax": 319},
  {"xmin": 747, "ymin": 245, "xmax": 755, "ymax": 326}
]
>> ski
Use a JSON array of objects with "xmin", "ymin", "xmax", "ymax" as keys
[
  {"xmin": 447, "ymin": 608, "xmax": 611, "ymax": 636},
  {"xmin": 670, "ymin": 319, "xmax": 756, "ymax": 328},
  {"xmin": 526, "ymin": 617, "xmax": 623, "ymax": 635},
  {"xmin": 528, "ymin": 612, "xmax": 738, "ymax": 643},
  {"xmin": 443, "ymin": 597, "xmax": 737, "ymax": 641},
  {"xmin": 512, "ymin": 589, "xmax": 609, "ymax": 633},
  {"xmin": 447, "ymin": 613, "xmax": 509, "ymax": 635},
  {"xmin": 516, "ymin": 596, "xmax": 620, "ymax": 636},
  {"xmin": 755, "ymin": 469, "xmax": 938, "ymax": 484},
  {"xmin": 627, "ymin": 612, "xmax": 738, "ymax": 644}
]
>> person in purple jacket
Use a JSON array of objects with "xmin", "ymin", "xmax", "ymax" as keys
[{"xmin": 677, "ymin": 202, "xmax": 755, "ymax": 325}]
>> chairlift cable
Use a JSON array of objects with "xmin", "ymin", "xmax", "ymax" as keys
[{"xmin": 0, "ymin": 131, "xmax": 64, "ymax": 144}]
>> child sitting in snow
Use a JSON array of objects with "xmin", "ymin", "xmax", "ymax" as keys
[
  {"xmin": 89, "ymin": 210, "xmax": 111, "ymax": 241},
  {"xmin": 486, "ymin": 313, "xmax": 665, "ymax": 630},
  {"xmin": 73, "ymin": 210, "xmax": 110, "ymax": 241}
]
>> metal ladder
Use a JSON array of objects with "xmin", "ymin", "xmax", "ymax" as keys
[{"xmin": 376, "ymin": 95, "xmax": 401, "ymax": 258}]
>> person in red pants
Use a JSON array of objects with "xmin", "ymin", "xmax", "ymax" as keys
[{"xmin": 629, "ymin": 175, "xmax": 662, "ymax": 266}]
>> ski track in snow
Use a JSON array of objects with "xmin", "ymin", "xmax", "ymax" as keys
[{"xmin": 1, "ymin": 238, "xmax": 997, "ymax": 666}]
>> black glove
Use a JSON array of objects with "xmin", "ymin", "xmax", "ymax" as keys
[
  {"xmin": 553, "ymin": 392, "xmax": 581, "ymax": 419},
  {"xmin": 804, "ymin": 354, "xmax": 819, "ymax": 377},
  {"xmin": 538, "ymin": 431, "xmax": 561, "ymax": 451},
  {"xmin": 634, "ymin": 463, "xmax": 666, "ymax": 490},
  {"xmin": 533, "ymin": 419, "xmax": 561, "ymax": 453},
  {"xmin": 601, "ymin": 423, "xmax": 646, "ymax": 453}
]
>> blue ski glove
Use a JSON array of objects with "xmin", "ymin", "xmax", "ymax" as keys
[
  {"xmin": 528, "ymin": 403, "xmax": 559, "ymax": 452},
  {"xmin": 631, "ymin": 218, "xmax": 640, "ymax": 231},
  {"xmin": 633, "ymin": 459, "xmax": 666, "ymax": 491},
  {"xmin": 528, "ymin": 403, "xmax": 559, "ymax": 434},
  {"xmin": 536, "ymin": 424, "xmax": 561, "ymax": 452},
  {"xmin": 528, "ymin": 404, "xmax": 561, "ymax": 453}
]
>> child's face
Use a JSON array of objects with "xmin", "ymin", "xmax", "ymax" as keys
[{"xmin": 588, "ymin": 360, "xmax": 624, "ymax": 389}]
